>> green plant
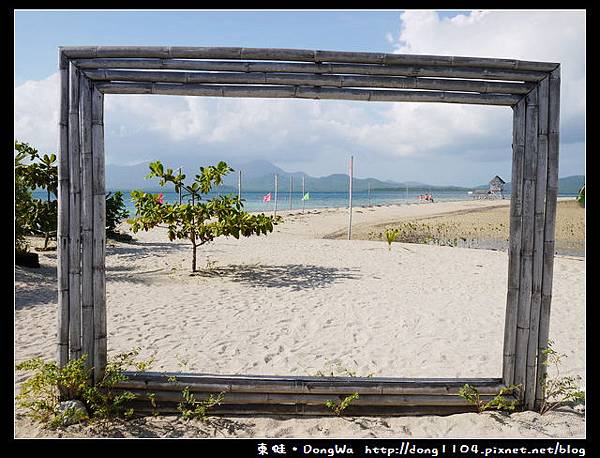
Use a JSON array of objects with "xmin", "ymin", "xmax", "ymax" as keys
[
  {"xmin": 16, "ymin": 356, "xmax": 91, "ymax": 425},
  {"xmin": 14, "ymin": 141, "xmax": 58, "ymax": 250},
  {"xmin": 537, "ymin": 340, "xmax": 585, "ymax": 415},
  {"xmin": 576, "ymin": 184, "xmax": 585, "ymax": 207},
  {"xmin": 15, "ymin": 170, "xmax": 33, "ymax": 254},
  {"xmin": 128, "ymin": 160, "xmax": 280, "ymax": 272},
  {"xmin": 105, "ymin": 191, "xmax": 130, "ymax": 238},
  {"xmin": 384, "ymin": 228, "xmax": 399, "ymax": 251},
  {"xmin": 177, "ymin": 387, "xmax": 225, "ymax": 421},
  {"xmin": 458, "ymin": 384, "xmax": 521, "ymax": 413},
  {"xmin": 16, "ymin": 348, "xmax": 154, "ymax": 428},
  {"xmin": 325, "ymin": 393, "xmax": 360, "ymax": 416}
]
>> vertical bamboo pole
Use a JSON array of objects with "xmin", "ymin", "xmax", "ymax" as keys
[
  {"xmin": 92, "ymin": 86, "xmax": 107, "ymax": 383},
  {"xmin": 302, "ymin": 175, "xmax": 305, "ymax": 213},
  {"xmin": 68, "ymin": 62, "xmax": 82, "ymax": 361},
  {"xmin": 503, "ymin": 97, "xmax": 526, "ymax": 387},
  {"xmin": 79, "ymin": 74, "xmax": 95, "ymax": 371},
  {"xmin": 274, "ymin": 174, "xmax": 278, "ymax": 217},
  {"xmin": 535, "ymin": 67, "xmax": 561, "ymax": 409},
  {"xmin": 57, "ymin": 51, "xmax": 70, "ymax": 367},
  {"xmin": 238, "ymin": 169, "xmax": 242, "ymax": 202},
  {"xmin": 348, "ymin": 155, "xmax": 353, "ymax": 240},
  {"xmin": 525, "ymin": 77, "xmax": 549, "ymax": 409},
  {"xmin": 514, "ymin": 89, "xmax": 539, "ymax": 398}
]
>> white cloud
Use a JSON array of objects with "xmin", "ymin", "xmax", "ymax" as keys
[
  {"xmin": 14, "ymin": 72, "xmax": 59, "ymax": 152},
  {"xmin": 14, "ymin": 11, "xmax": 584, "ymax": 185},
  {"xmin": 393, "ymin": 10, "xmax": 585, "ymax": 124}
]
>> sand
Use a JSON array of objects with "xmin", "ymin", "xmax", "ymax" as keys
[{"xmin": 14, "ymin": 198, "xmax": 585, "ymax": 438}]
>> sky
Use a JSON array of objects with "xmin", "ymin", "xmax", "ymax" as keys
[{"xmin": 14, "ymin": 10, "xmax": 586, "ymax": 186}]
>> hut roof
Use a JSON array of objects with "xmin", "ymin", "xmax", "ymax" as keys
[{"xmin": 489, "ymin": 175, "xmax": 506, "ymax": 185}]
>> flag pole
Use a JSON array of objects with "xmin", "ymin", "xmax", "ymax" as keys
[
  {"xmin": 274, "ymin": 174, "xmax": 278, "ymax": 218},
  {"xmin": 289, "ymin": 176, "xmax": 293, "ymax": 211},
  {"xmin": 348, "ymin": 155, "xmax": 353, "ymax": 240},
  {"xmin": 302, "ymin": 175, "xmax": 306, "ymax": 214}
]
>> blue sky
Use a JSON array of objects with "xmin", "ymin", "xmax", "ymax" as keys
[
  {"xmin": 15, "ymin": 10, "xmax": 464, "ymax": 84},
  {"xmin": 14, "ymin": 10, "xmax": 585, "ymax": 186}
]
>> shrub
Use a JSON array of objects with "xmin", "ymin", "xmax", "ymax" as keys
[
  {"xmin": 384, "ymin": 228, "xmax": 400, "ymax": 251},
  {"xmin": 177, "ymin": 387, "xmax": 225, "ymax": 421},
  {"xmin": 105, "ymin": 191, "xmax": 131, "ymax": 239},
  {"xmin": 537, "ymin": 340, "xmax": 585, "ymax": 415},
  {"xmin": 324, "ymin": 393, "xmax": 360, "ymax": 416},
  {"xmin": 458, "ymin": 384, "xmax": 521, "ymax": 413},
  {"xmin": 14, "ymin": 141, "xmax": 57, "ymax": 250},
  {"xmin": 16, "ymin": 348, "xmax": 153, "ymax": 428}
]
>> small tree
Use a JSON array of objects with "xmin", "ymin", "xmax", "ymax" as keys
[
  {"xmin": 14, "ymin": 141, "xmax": 58, "ymax": 250},
  {"xmin": 128, "ymin": 160, "xmax": 279, "ymax": 272}
]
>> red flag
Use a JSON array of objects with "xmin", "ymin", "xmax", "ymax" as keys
[{"xmin": 263, "ymin": 193, "xmax": 272, "ymax": 203}]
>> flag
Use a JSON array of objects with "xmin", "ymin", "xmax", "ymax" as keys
[
  {"xmin": 302, "ymin": 192, "xmax": 310, "ymax": 201},
  {"xmin": 263, "ymin": 193, "xmax": 272, "ymax": 203}
]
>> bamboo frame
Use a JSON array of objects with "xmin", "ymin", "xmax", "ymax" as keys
[{"xmin": 57, "ymin": 46, "xmax": 561, "ymax": 414}]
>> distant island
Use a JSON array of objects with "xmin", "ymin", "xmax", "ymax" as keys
[{"xmin": 106, "ymin": 159, "xmax": 584, "ymax": 195}]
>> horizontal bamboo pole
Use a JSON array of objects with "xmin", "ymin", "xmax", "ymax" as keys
[
  {"xmin": 61, "ymin": 46, "xmax": 558, "ymax": 71},
  {"xmin": 121, "ymin": 389, "xmax": 496, "ymax": 407},
  {"xmin": 126, "ymin": 400, "xmax": 479, "ymax": 417},
  {"xmin": 84, "ymin": 69, "xmax": 534, "ymax": 95},
  {"xmin": 117, "ymin": 372, "xmax": 504, "ymax": 395},
  {"xmin": 74, "ymin": 58, "xmax": 548, "ymax": 82},
  {"xmin": 96, "ymin": 82, "xmax": 521, "ymax": 106}
]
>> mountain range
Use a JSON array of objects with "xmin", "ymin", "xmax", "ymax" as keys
[{"xmin": 106, "ymin": 159, "xmax": 584, "ymax": 194}]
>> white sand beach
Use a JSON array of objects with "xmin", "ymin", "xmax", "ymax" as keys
[{"xmin": 14, "ymin": 199, "xmax": 585, "ymax": 438}]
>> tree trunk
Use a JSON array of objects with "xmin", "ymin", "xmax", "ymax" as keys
[{"xmin": 192, "ymin": 241, "xmax": 197, "ymax": 272}]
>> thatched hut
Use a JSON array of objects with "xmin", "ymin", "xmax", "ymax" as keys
[{"xmin": 470, "ymin": 175, "xmax": 506, "ymax": 199}]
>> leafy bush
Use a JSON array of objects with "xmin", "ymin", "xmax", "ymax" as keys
[
  {"xmin": 14, "ymin": 141, "xmax": 58, "ymax": 250},
  {"xmin": 16, "ymin": 348, "xmax": 153, "ymax": 428},
  {"xmin": 384, "ymin": 228, "xmax": 400, "ymax": 251},
  {"xmin": 537, "ymin": 340, "xmax": 585, "ymax": 415},
  {"xmin": 177, "ymin": 387, "xmax": 225, "ymax": 421},
  {"xmin": 576, "ymin": 185, "xmax": 585, "ymax": 208},
  {"xmin": 15, "ymin": 170, "xmax": 33, "ymax": 254},
  {"xmin": 128, "ymin": 160, "xmax": 280, "ymax": 272},
  {"xmin": 324, "ymin": 393, "xmax": 360, "ymax": 416},
  {"xmin": 105, "ymin": 191, "xmax": 131, "ymax": 239},
  {"xmin": 458, "ymin": 384, "xmax": 521, "ymax": 413}
]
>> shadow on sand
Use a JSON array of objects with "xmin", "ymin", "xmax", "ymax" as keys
[{"xmin": 194, "ymin": 263, "xmax": 361, "ymax": 290}]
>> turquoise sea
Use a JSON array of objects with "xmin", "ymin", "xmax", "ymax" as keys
[{"xmin": 33, "ymin": 189, "xmax": 578, "ymax": 216}]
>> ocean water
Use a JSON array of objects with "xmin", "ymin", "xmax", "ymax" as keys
[
  {"xmin": 114, "ymin": 189, "xmax": 493, "ymax": 215},
  {"xmin": 32, "ymin": 189, "xmax": 578, "ymax": 216}
]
